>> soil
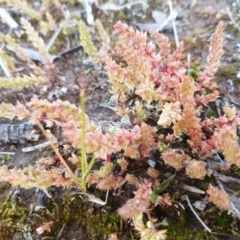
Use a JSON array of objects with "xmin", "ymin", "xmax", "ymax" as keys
[{"xmin": 1, "ymin": 0, "xmax": 240, "ymax": 239}]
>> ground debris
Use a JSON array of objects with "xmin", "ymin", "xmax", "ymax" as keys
[{"xmin": 0, "ymin": 122, "xmax": 40, "ymax": 144}]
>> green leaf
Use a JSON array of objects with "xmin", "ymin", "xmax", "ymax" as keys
[
  {"xmin": 189, "ymin": 68, "xmax": 199, "ymax": 82},
  {"xmin": 158, "ymin": 141, "xmax": 167, "ymax": 152},
  {"xmin": 151, "ymin": 174, "xmax": 175, "ymax": 203}
]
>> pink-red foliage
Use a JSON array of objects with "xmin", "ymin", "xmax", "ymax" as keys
[{"xmin": 207, "ymin": 185, "xmax": 231, "ymax": 210}]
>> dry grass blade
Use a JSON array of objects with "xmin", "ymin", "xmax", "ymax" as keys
[{"xmin": 185, "ymin": 195, "xmax": 211, "ymax": 233}]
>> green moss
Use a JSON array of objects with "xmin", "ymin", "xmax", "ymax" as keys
[
  {"xmin": 215, "ymin": 211, "xmax": 233, "ymax": 230},
  {"xmin": 194, "ymin": 230, "xmax": 217, "ymax": 240},
  {"xmin": 0, "ymin": 194, "xmax": 28, "ymax": 239},
  {"xmin": 225, "ymin": 24, "xmax": 239, "ymax": 35},
  {"xmin": 189, "ymin": 68, "xmax": 199, "ymax": 82},
  {"xmin": 0, "ymin": 182, "xmax": 10, "ymax": 194},
  {"xmin": 165, "ymin": 206, "xmax": 234, "ymax": 240},
  {"xmin": 230, "ymin": 165, "xmax": 240, "ymax": 178},
  {"xmin": 166, "ymin": 209, "xmax": 193, "ymax": 240},
  {"xmin": 234, "ymin": 188, "xmax": 240, "ymax": 197},
  {"xmin": 41, "ymin": 193, "xmax": 125, "ymax": 240},
  {"xmin": 205, "ymin": 108, "xmax": 217, "ymax": 119},
  {"xmin": 0, "ymin": 187, "xmax": 131, "ymax": 240},
  {"xmin": 189, "ymin": 63, "xmax": 203, "ymax": 82},
  {"xmin": 0, "ymin": 154, "xmax": 11, "ymax": 165},
  {"xmin": 217, "ymin": 65, "xmax": 237, "ymax": 78}
]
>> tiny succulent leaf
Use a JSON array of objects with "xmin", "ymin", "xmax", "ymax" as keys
[{"xmin": 151, "ymin": 174, "xmax": 175, "ymax": 203}]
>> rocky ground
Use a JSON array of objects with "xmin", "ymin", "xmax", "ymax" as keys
[{"xmin": 1, "ymin": 0, "xmax": 240, "ymax": 239}]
